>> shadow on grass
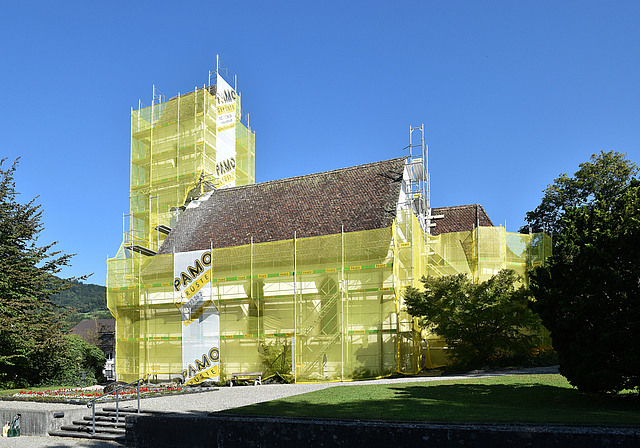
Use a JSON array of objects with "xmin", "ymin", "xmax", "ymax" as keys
[{"xmin": 221, "ymin": 383, "xmax": 640, "ymax": 426}]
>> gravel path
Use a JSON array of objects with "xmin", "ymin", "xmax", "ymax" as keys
[{"xmin": 0, "ymin": 366, "xmax": 559, "ymax": 447}]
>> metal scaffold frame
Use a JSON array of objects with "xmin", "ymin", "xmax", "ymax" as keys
[
  {"xmin": 108, "ymin": 206, "xmax": 552, "ymax": 383},
  {"xmin": 109, "ymin": 70, "xmax": 552, "ymax": 385},
  {"xmin": 404, "ymin": 125, "xmax": 443, "ymax": 234},
  {"xmin": 117, "ymin": 57, "xmax": 255, "ymax": 260}
]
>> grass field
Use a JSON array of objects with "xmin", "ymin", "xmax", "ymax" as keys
[{"xmin": 222, "ymin": 374, "xmax": 640, "ymax": 426}]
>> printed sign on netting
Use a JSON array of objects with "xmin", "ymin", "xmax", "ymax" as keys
[
  {"xmin": 173, "ymin": 250, "xmax": 220, "ymax": 385},
  {"xmin": 215, "ymin": 73, "xmax": 237, "ymax": 189}
]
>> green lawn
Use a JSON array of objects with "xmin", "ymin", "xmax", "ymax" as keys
[{"xmin": 222, "ymin": 374, "xmax": 640, "ymax": 426}]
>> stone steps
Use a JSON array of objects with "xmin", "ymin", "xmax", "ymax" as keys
[
  {"xmin": 62, "ymin": 423, "xmax": 126, "ymax": 434},
  {"xmin": 71, "ymin": 419, "xmax": 125, "ymax": 428},
  {"xmin": 48, "ymin": 429, "xmax": 126, "ymax": 442},
  {"xmin": 83, "ymin": 414, "xmax": 127, "ymax": 424},
  {"xmin": 48, "ymin": 407, "xmax": 154, "ymax": 445}
]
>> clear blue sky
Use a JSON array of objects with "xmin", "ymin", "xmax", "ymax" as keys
[{"xmin": 2, "ymin": 1, "xmax": 639, "ymax": 286}]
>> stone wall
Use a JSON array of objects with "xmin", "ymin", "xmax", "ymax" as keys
[{"xmin": 126, "ymin": 413, "xmax": 640, "ymax": 448}]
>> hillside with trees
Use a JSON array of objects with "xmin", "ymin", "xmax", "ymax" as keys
[{"xmin": 50, "ymin": 281, "xmax": 111, "ymax": 329}]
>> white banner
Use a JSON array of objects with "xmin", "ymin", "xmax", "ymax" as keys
[
  {"xmin": 215, "ymin": 74, "xmax": 237, "ymax": 189},
  {"xmin": 173, "ymin": 250, "xmax": 220, "ymax": 385}
]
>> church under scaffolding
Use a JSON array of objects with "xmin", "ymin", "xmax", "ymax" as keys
[{"xmin": 107, "ymin": 61, "xmax": 550, "ymax": 384}]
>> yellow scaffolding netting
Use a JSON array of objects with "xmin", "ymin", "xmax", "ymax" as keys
[
  {"xmin": 126, "ymin": 86, "xmax": 255, "ymax": 255},
  {"xmin": 107, "ymin": 209, "xmax": 551, "ymax": 383}
]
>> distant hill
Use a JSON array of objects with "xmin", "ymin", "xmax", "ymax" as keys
[
  {"xmin": 51, "ymin": 281, "xmax": 107, "ymax": 312},
  {"xmin": 50, "ymin": 281, "xmax": 111, "ymax": 330}
]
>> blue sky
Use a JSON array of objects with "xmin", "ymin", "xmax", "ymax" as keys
[{"xmin": 2, "ymin": 1, "xmax": 639, "ymax": 286}]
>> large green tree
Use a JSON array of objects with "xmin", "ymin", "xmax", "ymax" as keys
[
  {"xmin": 520, "ymin": 150, "xmax": 638, "ymax": 239},
  {"xmin": 530, "ymin": 180, "xmax": 640, "ymax": 394},
  {"xmin": 0, "ymin": 158, "xmax": 83, "ymax": 386},
  {"xmin": 404, "ymin": 270, "xmax": 541, "ymax": 368},
  {"xmin": 41, "ymin": 334, "xmax": 106, "ymax": 386}
]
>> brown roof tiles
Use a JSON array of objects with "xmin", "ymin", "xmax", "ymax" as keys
[
  {"xmin": 157, "ymin": 159, "xmax": 495, "ymax": 254},
  {"xmin": 431, "ymin": 204, "xmax": 494, "ymax": 235},
  {"xmin": 158, "ymin": 157, "xmax": 406, "ymax": 254}
]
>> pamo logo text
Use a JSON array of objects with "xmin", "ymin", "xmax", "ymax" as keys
[
  {"xmin": 174, "ymin": 251, "xmax": 212, "ymax": 292},
  {"xmin": 216, "ymin": 157, "xmax": 236, "ymax": 176},
  {"xmin": 216, "ymin": 89, "xmax": 236, "ymax": 105},
  {"xmin": 183, "ymin": 347, "xmax": 220, "ymax": 379}
]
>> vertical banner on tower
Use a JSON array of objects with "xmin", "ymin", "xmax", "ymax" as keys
[
  {"xmin": 215, "ymin": 73, "xmax": 237, "ymax": 188},
  {"xmin": 173, "ymin": 250, "xmax": 220, "ymax": 385}
]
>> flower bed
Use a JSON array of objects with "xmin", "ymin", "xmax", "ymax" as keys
[{"xmin": 6, "ymin": 385, "xmax": 183, "ymax": 404}]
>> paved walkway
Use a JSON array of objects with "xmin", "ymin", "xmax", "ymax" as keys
[{"xmin": 0, "ymin": 366, "xmax": 559, "ymax": 447}]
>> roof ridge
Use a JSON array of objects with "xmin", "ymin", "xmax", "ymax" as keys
[
  {"xmin": 215, "ymin": 157, "xmax": 406, "ymax": 193},
  {"xmin": 158, "ymin": 157, "xmax": 406, "ymax": 254},
  {"xmin": 433, "ymin": 203, "xmax": 484, "ymax": 210}
]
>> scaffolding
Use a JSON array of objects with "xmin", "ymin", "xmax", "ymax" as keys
[
  {"xmin": 107, "ymin": 209, "xmax": 551, "ymax": 383},
  {"xmin": 118, "ymin": 59, "xmax": 255, "ymax": 259},
  {"xmin": 107, "ymin": 64, "xmax": 550, "ymax": 383}
]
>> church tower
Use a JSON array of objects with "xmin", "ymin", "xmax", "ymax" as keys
[{"xmin": 121, "ymin": 57, "xmax": 254, "ymax": 257}]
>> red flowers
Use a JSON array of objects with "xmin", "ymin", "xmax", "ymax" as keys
[{"xmin": 15, "ymin": 386, "xmax": 181, "ymax": 399}]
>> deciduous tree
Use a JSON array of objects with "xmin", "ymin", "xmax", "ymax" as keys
[
  {"xmin": 520, "ymin": 150, "xmax": 638, "ymax": 240},
  {"xmin": 404, "ymin": 270, "xmax": 541, "ymax": 369}
]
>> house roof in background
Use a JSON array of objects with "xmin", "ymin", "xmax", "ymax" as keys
[
  {"xmin": 431, "ymin": 204, "xmax": 494, "ymax": 235},
  {"xmin": 70, "ymin": 319, "xmax": 115, "ymax": 337}
]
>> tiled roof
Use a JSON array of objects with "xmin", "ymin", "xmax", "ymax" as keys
[
  {"xmin": 158, "ymin": 157, "xmax": 406, "ymax": 254},
  {"xmin": 70, "ymin": 319, "xmax": 115, "ymax": 336},
  {"xmin": 430, "ymin": 204, "xmax": 494, "ymax": 235}
]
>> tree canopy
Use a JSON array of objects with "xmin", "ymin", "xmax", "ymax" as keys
[
  {"xmin": 530, "ymin": 179, "xmax": 640, "ymax": 394},
  {"xmin": 44, "ymin": 334, "xmax": 106, "ymax": 385},
  {"xmin": 520, "ymin": 150, "xmax": 638, "ymax": 239},
  {"xmin": 404, "ymin": 270, "xmax": 541, "ymax": 369},
  {"xmin": 0, "ymin": 158, "xmax": 91, "ymax": 386}
]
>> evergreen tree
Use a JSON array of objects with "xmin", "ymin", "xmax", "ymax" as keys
[
  {"xmin": 0, "ymin": 158, "xmax": 83, "ymax": 386},
  {"xmin": 530, "ymin": 180, "xmax": 640, "ymax": 393}
]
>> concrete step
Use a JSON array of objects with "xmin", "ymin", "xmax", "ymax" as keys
[
  {"xmin": 95, "ymin": 410, "xmax": 128, "ymax": 418},
  {"xmin": 50, "ymin": 406, "xmax": 176, "ymax": 444},
  {"xmin": 72, "ymin": 420, "xmax": 125, "ymax": 429},
  {"xmin": 61, "ymin": 424, "xmax": 125, "ymax": 435},
  {"xmin": 48, "ymin": 429, "xmax": 125, "ymax": 443},
  {"xmin": 83, "ymin": 415, "xmax": 126, "ymax": 423},
  {"xmin": 103, "ymin": 406, "xmax": 172, "ymax": 414}
]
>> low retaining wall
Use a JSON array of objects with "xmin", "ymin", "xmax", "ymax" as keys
[
  {"xmin": 0, "ymin": 407, "xmax": 89, "ymax": 436},
  {"xmin": 125, "ymin": 413, "xmax": 640, "ymax": 448}
]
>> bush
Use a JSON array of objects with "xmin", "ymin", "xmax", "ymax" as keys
[
  {"xmin": 405, "ymin": 270, "xmax": 541, "ymax": 370},
  {"xmin": 443, "ymin": 346, "xmax": 558, "ymax": 372},
  {"xmin": 531, "ymin": 180, "xmax": 640, "ymax": 393},
  {"xmin": 38, "ymin": 335, "xmax": 105, "ymax": 386},
  {"xmin": 258, "ymin": 339, "xmax": 291, "ymax": 378}
]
